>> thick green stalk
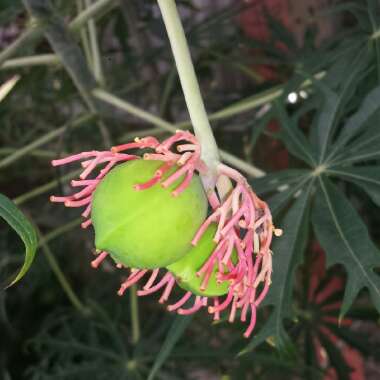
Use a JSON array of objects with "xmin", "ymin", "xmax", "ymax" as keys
[{"xmin": 157, "ymin": 0, "xmax": 219, "ymax": 173}]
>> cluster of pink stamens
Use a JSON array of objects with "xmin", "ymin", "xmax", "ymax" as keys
[{"xmin": 51, "ymin": 131, "xmax": 281, "ymax": 337}]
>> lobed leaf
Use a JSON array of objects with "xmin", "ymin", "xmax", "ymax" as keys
[
  {"xmin": 328, "ymin": 85, "xmax": 380, "ymax": 160},
  {"xmin": 250, "ymin": 169, "xmax": 310, "ymax": 195},
  {"xmin": 274, "ymin": 101, "xmax": 316, "ymax": 166},
  {"xmin": 328, "ymin": 166, "xmax": 380, "ymax": 206},
  {"xmin": 312, "ymin": 177, "xmax": 380, "ymax": 317}
]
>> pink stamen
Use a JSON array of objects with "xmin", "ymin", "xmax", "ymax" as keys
[
  {"xmin": 228, "ymin": 295, "xmax": 238, "ymax": 323},
  {"xmin": 167, "ymin": 291, "xmax": 192, "ymax": 312},
  {"xmin": 212, "ymin": 298, "xmax": 220, "ymax": 320},
  {"xmin": 71, "ymin": 179, "xmax": 98, "ymax": 187},
  {"xmin": 178, "ymin": 296, "xmax": 204, "ymax": 315},
  {"xmin": 118, "ymin": 270, "xmax": 148, "ymax": 296},
  {"xmin": 91, "ymin": 251, "xmax": 108, "ymax": 268},
  {"xmin": 143, "ymin": 269, "xmax": 160, "ymax": 290},
  {"xmin": 172, "ymin": 169, "xmax": 193, "ymax": 196},
  {"xmin": 65, "ymin": 195, "xmax": 92, "ymax": 207},
  {"xmin": 137, "ymin": 273, "xmax": 172, "ymax": 296},
  {"xmin": 81, "ymin": 203, "xmax": 92, "ymax": 218},
  {"xmin": 243, "ymin": 305, "xmax": 257, "ymax": 338},
  {"xmin": 134, "ymin": 175, "xmax": 161, "ymax": 191},
  {"xmin": 51, "ymin": 151, "xmax": 99, "ymax": 166},
  {"xmin": 159, "ymin": 277, "xmax": 176, "ymax": 303},
  {"xmin": 81, "ymin": 219, "xmax": 92, "ymax": 228}
]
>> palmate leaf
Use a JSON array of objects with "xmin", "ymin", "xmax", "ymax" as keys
[
  {"xmin": 251, "ymin": 169, "xmax": 309, "ymax": 196},
  {"xmin": 0, "ymin": 193, "xmax": 37, "ymax": 286},
  {"xmin": 328, "ymin": 166, "xmax": 380, "ymax": 207},
  {"xmin": 274, "ymin": 101, "xmax": 316, "ymax": 166},
  {"xmin": 240, "ymin": 184, "xmax": 312, "ymax": 355},
  {"xmin": 314, "ymin": 48, "xmax": 369, "ymax": 161},
  {"xmin": 333, "ymin": 120, "xmax": 380, "ymax": 162},
  {"xmin": 327, "ymin": 84, "xmax": 380, "ymax": 160},
  {"xmin": 312, "ymin": 177, "xmax": 380, "ymax": 317}
]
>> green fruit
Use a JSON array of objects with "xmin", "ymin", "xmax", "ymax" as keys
[
  {"xmin": 167, "ymin": 224, "xmax": 233, "ymax": 297},
  {"xmin": 92, "ymin": 159, "xmax": 207, "ymax": 269}
]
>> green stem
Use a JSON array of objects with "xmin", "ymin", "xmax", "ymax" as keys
[
  {"xmin": 77, "ymin": 0, "xmax": 94, "ymax": 68},
  {"xmin": 85, "ymin": 0, "xmax": 105, "ymax": 86},
  {"xmin": 13, "ymin": 169, "xmax": 80, "ymax": 205},
  {"xmin": 0, "ymin": 113, "xmax": 95, "ymax": 170},
  {"xmin": 37, "ymin": 228, "xmax": 89, "ymax": 316},
  {"xmin": 130, "ymin": 285, "xmax": 140, "ymax": 345},
  {"xmin": 157, "ymin": 0, "xmax": 219, "ymax": 172},
  {"xmin": 38, "ymin": 218, "xmax": 82, "ymax": 245},
  {"xmin": 0, "ymin": 54, "xmax": 59, "ymax": 70},
  {"xmin": 70, "ymin": 0, "xmax": 117, "ymax": 32},
  {"xmin": 0, "ymin": 148, "xmax": 56, "ymax": 158},
  {"xmin": 0, "ymin": 25, "xmax": 42, "ymax": 66},
  {"xmin": 176, "ymin": 71, "xmax": 326, "ymax": 129}
]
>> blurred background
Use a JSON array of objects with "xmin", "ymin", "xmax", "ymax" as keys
[{"xmin": 1, "ymin": 0, "xmax": 380, "ymax": 379}]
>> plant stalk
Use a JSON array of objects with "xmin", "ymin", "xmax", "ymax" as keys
[
  {"xmin": 36, "ymin": 228, "xmax": 89, "ymax": 316},
  {"xmin": 157, "ymin": 0, "xmax": 220, "ymax": 174},
  {"xmin": 130, "ymin": 285, "xmax": 140, "ymax": 345}
]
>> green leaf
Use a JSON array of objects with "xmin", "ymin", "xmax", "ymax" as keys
[
  {"xmin": 251, "ymin": 169, "xmax": 309, "ymax": 195},
  {"xmin": 328, "ymin": 85, "xmax": 380, "ymax": 159},
  {"xmin": 147, "ymin": 315, "xmax": 193, "ymax": 380},
  {"xmin": 274, "ymin": 101, "xmax": 316, "ymax": 166},
  {"xmin": 268, "ymin": 175, "xmax": 311, "ymax": 216},
  {"xmin": 328, "ymin": 166, "xmax": 380, "ymax": 206},
  {"xmin": 337, "ymin": 122, "xmax": 380, "ymax": 159},
  {"xmin": 0, "ymin": 193, "xmax": 38, "ymax": 286},
  {"xmin": 302, "ymin": 48, "xmax": 369, "ymax": 162},
  {"xmin": 241, "ymin": 184, "xmax": 312, "ymax": 354},
  {"xmin": 312, "ymin": 177, "xmax": 380, "ymax": 317}
]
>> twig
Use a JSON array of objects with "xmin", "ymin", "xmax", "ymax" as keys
[
  {"xmin": 36, "ymin": 225, "xmax": 90, "ymax": 316},
  {"xmin": 0, "ymin": 25, "xmax": 42, "ymax": 66},
  {"xmin": 70, "ymin": 0, "xmax": 117, "ymax": 32},
  {"xmin": 0, "ymin": 54, "xmax": 59, "ymax": 70},
  {"xmin": 85, "ymin": 0, "xmax": 105, "ymax": 86},
  {"xmin": 0, "ymin": 113, "xmax": 95, "ymax": 170},
  {"xmin": 23, "ymin": 0, "xmax": 111, "ymax": 146}
]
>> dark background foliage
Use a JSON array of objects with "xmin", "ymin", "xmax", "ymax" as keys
[{"xmin": 1, "ymin": 0, "xmax": 380, "ymax": 379}]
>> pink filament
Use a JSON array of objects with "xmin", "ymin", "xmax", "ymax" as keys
[
  {"xmin": 178, "ymin": 296, "xmax": 204, "ymax": 315},
  {"xmin": 91, "ymin": 251, "xmax": 108, "ymax": 268},
  {"xmin": 167, "ymin": 291, "xmax": 192, "ymax": 312},
  {"xmin": 118, "ymin": 270, "xmax": 148, "ymax": 296}
]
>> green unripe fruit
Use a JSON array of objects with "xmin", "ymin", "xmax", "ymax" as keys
[
  {"xmin": 92, "ymin": 159, "xmax": 207, "ymax": 269},
  {"xmin": 167, "ymin": 225, "xmax": 233, "ymax": 297}
]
